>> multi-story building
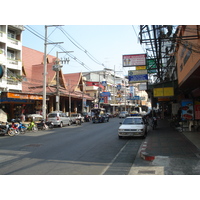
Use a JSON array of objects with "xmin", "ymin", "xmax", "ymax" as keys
[
  {"xmin": 0, "ymin": 25, "xmax": 24, "ymax": 92},
  {"xmin": 82, "ymin": 69, "xmax": 139, "ymax": 114}
]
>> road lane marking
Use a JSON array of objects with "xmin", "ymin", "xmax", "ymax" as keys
[{"xmin": 100, "ymin": 140, "xmax": 130, "ymax": 175}]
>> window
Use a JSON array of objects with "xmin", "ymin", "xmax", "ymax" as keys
[
  {"xmin": 7, "ymin": 49, "xmax": 15, "ymax": 60},
  {"xmin": 8, "ymin": 29, "xmax": 16, "ymax": 39}
]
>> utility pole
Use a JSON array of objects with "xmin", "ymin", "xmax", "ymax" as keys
[
  {"xmin": 53, "ymin": 51, "xmax": 73, "ymax": 111},
  {"xmin": 42, "ymin": 25, "xmax": 64, "ymax": 119},
  {"xmin": 42, "ymin": 25, "xmax": 47, "ymax": 120}
]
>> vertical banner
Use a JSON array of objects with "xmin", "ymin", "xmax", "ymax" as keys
[{"xmin": 181, "ymin": 99, "xmax": 193, "ymax": 120}]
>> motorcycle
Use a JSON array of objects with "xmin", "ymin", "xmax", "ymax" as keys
[
  {"xmin": 17, "ymin": 122, "xmax": 27, "ymax": 134},
  {"xmin": 0, "ymin": 122, "xmax": 16, "ymax": 137},
  {"xmin": 76, "ymin": 118, "xmax": 82, "ymax": 126},
  {"xmin": 45, "ymin": 121, "xmax": 54, "ymax": 129},
  {"xmin": 27, "ymin": 121, "xmax": 38, "ymax": 132},
  {"xmin": 36, "ymin": 120, "xmax": 49, "ymax": 130}
]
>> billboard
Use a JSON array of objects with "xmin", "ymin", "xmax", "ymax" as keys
[
  {"xmin": 153, "ymin": 87, "xmax": 174, "ymax": 97},
  {"xmin": 123, "ymin": 54, "xmax": 146, "ymax": 67}
]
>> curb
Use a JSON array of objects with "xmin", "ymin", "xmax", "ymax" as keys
[{"xmin": 140, "ymin": 141, "xmax": 155, "ymax": 161}]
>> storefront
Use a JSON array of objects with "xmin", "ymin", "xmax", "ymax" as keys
[{"xmin": 0, "ymin": 92, "xmax": 43, "ymax": 121}]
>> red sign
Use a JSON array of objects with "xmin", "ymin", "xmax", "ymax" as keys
[{"xmin": 123, "ymin": 54, "xmax": 146, "ymax": 67}]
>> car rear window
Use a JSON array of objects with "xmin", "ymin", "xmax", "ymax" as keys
[{"xmin": 48, "ymin": 113, "xmax": 57, "ymax": 117}]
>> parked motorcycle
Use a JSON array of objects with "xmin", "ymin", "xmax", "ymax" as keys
[
  {"xmin": 0, "ymin": 122, "xmax": 16, "ymax": 137},
  {"xmin": 36, "ymin": 120, "xmax": 48, "ymax": 130},
  {"xmin": 27, "ymin": 121, "xmax": 38, "ymax": 132},
  {"xmin": 17, "ymin": 122, "xmax": 27, "ymax": 134}
]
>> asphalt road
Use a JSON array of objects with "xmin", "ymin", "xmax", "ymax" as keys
[{"xmin": 0, "ymin": 118, "xmax": 144, "ymax": 175}]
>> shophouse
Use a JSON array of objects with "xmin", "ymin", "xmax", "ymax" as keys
[
  {"xmin": 175, "ymin": 25, "xmax": 200, "ymax": 122},
  {"xmin": 1, "ymin": 45, "xmax": 94, "ymax": 120}
]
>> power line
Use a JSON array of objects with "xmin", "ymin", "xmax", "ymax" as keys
[
  {"xmin": 58, "ymin": 26, "xmax": 105, "ymax": 67},
  {"xmin": 24, "ymin": 25, "xmax": 104, "ymax": 71},
  {"xmin": 24, "ymin": 26, "xmax": 94, "ymax": 71}
]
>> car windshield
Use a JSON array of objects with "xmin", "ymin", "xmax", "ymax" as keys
[{"xmin": 122, "ymin": 118, "xmax": 143, "ymax": 124}]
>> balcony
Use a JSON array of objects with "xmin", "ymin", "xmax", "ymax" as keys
[
  {"xmin": 7, "ymin": 58, "xmax": 22, "ymax": 70},
  {"xmin": 0, "ymin": 53, "xmax": 6, "ymax": 64},
  {"xmin": 0, "ymin": 31, "xmax": 6, "ymax": 43},
  {"xmin": 7, "ymin": 37, "xmax": 22, "ymax": 50}
]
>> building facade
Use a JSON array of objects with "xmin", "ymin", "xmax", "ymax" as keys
[{"xmin": 0, "ymin": 25, "xmax": 24, "ymax": 92}]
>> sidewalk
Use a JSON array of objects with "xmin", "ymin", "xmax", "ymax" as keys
[{"xmin": 129, "ymin": 119, "xmax": 200, "ymax": 175}]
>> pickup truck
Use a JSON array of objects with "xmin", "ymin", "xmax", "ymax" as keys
[{"xmin": 70, "ymin": 113, "xmax": 84, "ymax": 124}]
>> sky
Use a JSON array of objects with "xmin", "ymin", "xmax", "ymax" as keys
[{"xmin": 22, "ymin": 25, "xmax": 145, "ymax": 76}]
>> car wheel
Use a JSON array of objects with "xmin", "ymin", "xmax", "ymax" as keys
[
  {"xmin": 60, "ymin": 122, "xmax": 63, "ymax": 128},
  {"xmin": 118, "ymin": 135, "xmax": 123, "ymax": 139},
  {"xmin": 68, "ymin": 121, "xmax": 71, "ymax": 126}
]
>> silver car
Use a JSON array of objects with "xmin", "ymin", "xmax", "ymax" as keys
[
  {"xmin": 47, "ymin": 112, "xmax": 71, "ymax": 127},
  {"xmin": 119, "ymin": 111, "xmax": 129, "ymax": 118},
  {"xmin": 118, "ymin": 116, "xmax": 149, "ymax": 139}
]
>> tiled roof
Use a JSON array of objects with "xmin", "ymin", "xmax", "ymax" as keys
[{"xmin": 22, "ymin": 46, "xmax": 94, "ymax": 100}]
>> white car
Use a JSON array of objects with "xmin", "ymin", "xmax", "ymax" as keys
[
  {"xmin": 118, "ymin": 116, "xmax": 149, "ymax": 139},
  {"xmin": 119, "ymin": 111, "xmax": 129, "ymax": 118}
]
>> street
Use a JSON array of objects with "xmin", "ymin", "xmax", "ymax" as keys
[{"xmin": 0, "ymin": 118, "xmax": 143, "ymax": 175}]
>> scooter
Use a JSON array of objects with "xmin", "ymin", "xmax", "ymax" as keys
[
  {"xmin": 0, "ymin": 122, "xmax": 16, "ymax": 136},
  {"xmin": 17, "ymin": 122, "xmax": 27, "ymax": 134},
  {"xmin": 36, "ymin": 120, "xmax": 49, "ymax": 130}
]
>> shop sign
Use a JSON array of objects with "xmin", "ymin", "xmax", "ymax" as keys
[
  {"xmin": 0, "ymin": 97, "xmax": 34, "ymax": 103},
  {"xmin": 136, "ymin": 66, "xmax": 146, "ymax": 70},
  {"xmin": 128, "ymin": 74, "xmax": 148, "ymax": 83},
  {"xmin": 7, "ymin": 92, "xmax": 43, "ymax": 100},
  {"xmin": 146, "ymin": 59, "xmax": 157, "ymax": 73},
  {"xmin": 123, "ymin": 54, "xmax": 146, "ymax": 67},
  {"xmin": 128, "ymin": 69, "xmax": 147, "ymax": 76},
  {"xmin": 153, "ymin": 87, "xmax": 174, "ymax": 97},
  {"xmin": 100, "ymin": 92, "xmax": 111, "ymax": 97}
]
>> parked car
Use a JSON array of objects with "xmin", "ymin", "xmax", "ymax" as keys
[
  {"xmin": 81, "ymin": 112, "xmax": 91, "ymax": 122},
  {"xmin": 118, "ymin": 116, "xmax": 149, "ymax": 139},
  {"xmin": 119, "ymin": 111, "xmax": 129, "ymax": 118},
  {"xmin": 71, "ymin": 113, "xmax": 84, "ymax": 124},
  {"xmin": 47, "ymin": 111, "xmax": 71, "ymax": 127}
]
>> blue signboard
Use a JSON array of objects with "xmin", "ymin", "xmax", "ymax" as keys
[
  {"xmin": 128, "ymin": 74, "xmax": 148, "ymax": 83},
  {"xmin": 101, "ymin": 81, "xmax": 107, "ymax": 86},
  {"xmin": 100, "ymin": 92, "xmax": 111, "ymax": 97}
]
